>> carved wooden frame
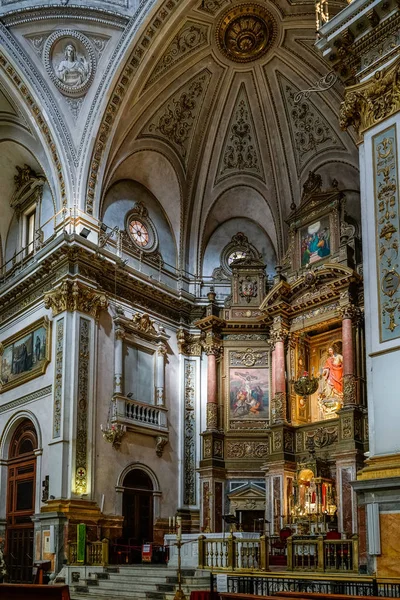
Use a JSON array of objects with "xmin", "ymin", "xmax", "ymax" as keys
[{"xmin": 0, "ymin": 317, "xmax": 51, "ymax": 392}]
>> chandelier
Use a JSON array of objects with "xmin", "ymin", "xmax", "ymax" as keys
[{"xmin": 293, "ymin": 371, "xmax": 319, "ymax": 397}]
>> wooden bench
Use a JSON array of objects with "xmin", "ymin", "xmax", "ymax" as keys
[
  {"xmin": 0, "ymin": 583, "xmax": 70, "ymax": 599},
  {"xmin": 274, "ymin": 592, "xmax": 385, "ymax": 600}
]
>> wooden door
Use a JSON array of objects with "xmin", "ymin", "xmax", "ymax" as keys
[{"xmin": 6, "ymin": 421, "xmax": 37, "ymax": 583}]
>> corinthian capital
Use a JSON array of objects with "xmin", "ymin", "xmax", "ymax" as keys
[
  {"xmin": 340, "ymin": 303, "xmax": 360, "ymax": 321},
  {"xmin": 44, "ymin": 280, "xmax": 108, "ymax": 319}
]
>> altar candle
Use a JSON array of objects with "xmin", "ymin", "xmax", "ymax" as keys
[{"xmin": 176, "ymin": 516, "xmax": 182, "ymax": 540}]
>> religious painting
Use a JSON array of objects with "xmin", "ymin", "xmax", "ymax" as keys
[
  {"xmin": 300, "ymin": 217, "xmax": 331, "ymax": 267},
  {"xmin": 229, "ymin": 368, "xmax": 269, "ymax": 420},
  {"xmin": 316, "ymin": 339, "xmax": 343, "ymax": 420},
  {"xmin": 0, "ymin": 317, "xmax": 51, "ymax": 392}
]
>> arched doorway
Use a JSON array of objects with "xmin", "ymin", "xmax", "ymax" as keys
[
  {"xmin": 6, "ymin": 419, "xmax": 38, "ymax": 582},
  {"xmin": 122, "ymin": 469, "xmax": 154, "ymax": 547}
]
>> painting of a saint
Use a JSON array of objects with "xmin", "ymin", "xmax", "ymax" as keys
[
  {"xmin": 300, "ymin": 218, "xmax": 330, "ymax": 267},
  {"xmin": 318, "ymin": 341, "xmax": 343, "ymax": 418},
  {"xmin": 230, "ymin": 368, "xmax": 269, "ymax": 420},
  {"xmin": 0, "ymin": 320, "xmax": 49, "ymax": 391}
]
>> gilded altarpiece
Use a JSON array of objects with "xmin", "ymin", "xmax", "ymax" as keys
[{"xmin": 373, "ymin": 125, "xmax": 400, "ymax": 341}]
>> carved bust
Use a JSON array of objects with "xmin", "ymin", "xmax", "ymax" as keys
[{"xmin": 56, "ymin": 43, "xmax": 89, "ymax": 88}]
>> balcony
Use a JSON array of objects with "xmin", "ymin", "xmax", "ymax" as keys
[{"xmin": 112, "ymin": 394, "xmax": 168, "ymax": 435}]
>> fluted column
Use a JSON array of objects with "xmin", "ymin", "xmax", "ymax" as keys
[
  {"xmin": 156, "ymin": 343, "xmax": 167, "ymax": 406},
  {"xmin": 114, "ymin": 325, "xmax": 125, "ymax": 395},
  {"xmin": 341, "ymin": 304, "xmax": 359, "ymax": 406}
]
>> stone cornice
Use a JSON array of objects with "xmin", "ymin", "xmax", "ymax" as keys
[{"xmin": 0, "ymin": 236, "xmax": 201, "ymax": 326}]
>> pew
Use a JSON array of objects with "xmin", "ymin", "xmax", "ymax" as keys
[
  {"xmin": 274, "ymin": 592, "xmax": 385, "ymax": 600},
  {"xmin": 0, "ymin": 583, "xmax": 70, "ymax": 599}
]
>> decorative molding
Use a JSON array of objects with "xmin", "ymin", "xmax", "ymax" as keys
[
  {"xmin": 131, "ymin": 312, "xmax": 157, "ymax": 335},
  {"xmin": 277, "ymin": 73, "xmax": 343, "ymax": 174},
  {"xmin": 44, "ymin": 280, "xmax": 108, "ymax": 319},
  {"xmin": 155, "ymin": 435, "xmax": 168, "ymax": 457},
  {"xmin": 341, "ymin": 414, "xmax": 353, "ymax": 440},
  {"xmin": 224, "ymin": 334, "xmax": 268, "ymax": 341},
  {"xmin": 177, "ymin": 328, "xmax": 202, "ymax": 356},
  {"xmin": 141, "ymin": 69, "xmax": 212, "ymax": 166},
  {"xmin": 372, "ymin": 126, "xmax": 400, "ymax": 341},
  {"xmin": 198, "ymin": 0, "xmax": 230, "ymax": 15},
  {"xmin": 43, "ymin": 30, "xmax": 96, "ymax": 98},
  {"xmin": 305, "ymin": 425, "xmax": 338, "ymax": 448},
  {"xmin": 216, "ymin": 3, "xmax": 276, "ymax": 63},
  {"xmin": 271, "ymin": 392, "xmax": 286, "ymax": 424},
  {"xmin": 0, "ymin": 385, "xmax": 52, "ymax": 414},
  {"xmin": 206, "ymin": 402, "xmax": 218, "ymax": 430},
  {"xmin": 226, "ymin": 440, "xmax": 269, "ymax": 459},
  {"xmin": 183, "ymin": 360, "xmax": 196, "ymax": 504},
  {"xmin": 53, "ymin": 318, "xmax": 64, "ymax": 439},
  {"xmin": 229, "ymin": 347, "xmax": 268, "ymax": 367},
  {"xmin": 343, "ymin": 374, "xmax": 357, "ymax": 405},
  {"xmin": 75, "ymin": 317, "xmax": 90, "ymax": 495},
  {"xmin": 340, "ymin": 58, "xmax": 400, "ymax": 135},
  {"xmin": 217, "ymin": 85, "xmax": 263, "ymax": 182},
  {"xmin": 146, "ymin": 21, "xmax": 209, "ymax": 88}
]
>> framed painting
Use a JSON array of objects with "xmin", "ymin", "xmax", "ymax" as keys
[
  {"xmin": 0, "ymin": 317, "xmax": 51, "ymax": 392},
  {"xmin": 229, "ymin": 367, "xmax": 269, "ymax": 421},
  {"xmin": 300, "ymin": 216, "xmax": 331, "ymax": 268}
]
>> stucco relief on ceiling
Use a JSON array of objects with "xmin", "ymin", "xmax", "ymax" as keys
[
  {"xmin": 140, "ymin": 69, "xmax": 212, "ymax": 167},
  {"xmin": 276, "ymin": 72, "xmax": 345, "ymax": 174},
  {"xmin": 216, "ymin": 83, "xmax": 264, "ymax": 182},
  {"xmin": 216, "ymin": 3, "xmax": 277, "ymax": 63},
  {"xmin": 145, "ymin": 21, "xmax": 209, "ymax": 89}
]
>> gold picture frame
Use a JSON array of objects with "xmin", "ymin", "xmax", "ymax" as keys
[{"xmin": 0, "ymin": 317, "xmax": 51, "ymax": 392}]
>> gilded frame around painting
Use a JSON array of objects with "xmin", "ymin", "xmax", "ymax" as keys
[
  {"xmin": 227, "ymin": 347, "xmax": 270, "ymax": 430},
  {"xmin": 0, "ymin": 317, "xmax": 51, "ymax": 392}
]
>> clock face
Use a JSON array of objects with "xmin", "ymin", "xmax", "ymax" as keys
[
  {"xmin": 129, "ymin": 219, "xmax": 149, "ymax": 247},
  {"xmin": 228, "ymin": 250, "xmax": 247, "ymax": 265}
]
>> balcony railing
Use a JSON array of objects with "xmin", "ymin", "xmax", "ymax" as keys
[
  {"xmin": 198, "ymin": 534, "xmax": 269, "ymax": 572},
  {"xmin": 68, "ymin": 539, "xmax": 109, "ymax": 566},
  {"xmin": 113, "ymin": 395, "xmax": 168, "ymax": 433},
  {"xmin": 287, "ymin": 535, "xmax": 359, "ymax": 573}
]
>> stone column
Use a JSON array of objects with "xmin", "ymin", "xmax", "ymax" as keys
[
  {"xmin": 155, "ymin": 343, "xmax": 167, "ymax": 406},
  {"xmin": 271, "ymin": 321, "xmax": 288, "ymax": 424},
  {"xmin": 341, "ymin": 304, "xmax": 358, "ymax": 406},
  {"xmin": 114, "ymin": 325, "xmax": 125, "ymax": 395},
  {"xmin": 205, "ymin": 347, "xmax": 219, "ymax": 430},
  {"xmin": 271, "ymin": 348, "xmax": 276, "ymax": 399}
]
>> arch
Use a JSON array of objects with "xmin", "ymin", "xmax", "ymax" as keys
[
  {"xmin": 116, "ymin": 462, "xmax": 160, "ymax": 492},
  {"xmin": 0, "ymin": 411, "xmax": 43, "ymax": 461}
]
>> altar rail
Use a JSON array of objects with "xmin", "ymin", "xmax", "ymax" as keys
[
  {"xmin": 210, "ymin": 574, "xmax": 400, "ymax": 597},
  {"xmin": 68, "ymin": 539, "xmax": 108, "ymax": 566},
  {"xmin": 287, "ymin": 536, "xmax": 358, "ymax": 573},
  {"xmin": 198, "ymin": 534, "xmax": 269, "ymax": 572}
]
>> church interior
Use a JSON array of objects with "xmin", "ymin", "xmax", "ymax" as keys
[{"xmin": 0, "ymin": 0, "xmax": 400, "ymax": 596}]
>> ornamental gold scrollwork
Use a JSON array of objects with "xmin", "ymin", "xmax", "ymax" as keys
[
  {"xmin": 340, "ymin": 58, "xmax": 400, "ymax": 135},
  {"xmin": 44, "ymin": 280, "xmax": 108, "ymax": 319},
  {"xmin": 177, "ymin": 327, "xmax": 203, "ymax": 356},
  {"xmin": 271, "ymin": 392, "xmax": 286, "ymax": 424},
  {"xmin": 226, "ymin": 441, "xmax": 269, "ymax": 458},
  {"xmin": 343, "ymin": 374, "xmax": 357, "ymax": 405},
  {"xmin": 206, "ymin": 403, "xmax": 218, "ymax": 430},
  {"xmin": 155, "ymin": 435, "xmax": 168, "ymax": 457},
  {"xmin": 230, "ymin": 347, "xmax": 268, "ymax": 367}
]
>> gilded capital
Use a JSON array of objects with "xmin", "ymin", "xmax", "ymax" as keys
[
  {"xmin": 177, "ymin": 327, "xmax": 203, "ymax": 356},
  {"xmin": 340, "ymin": 58, "xmax": 400, "ymax": 136},
  {"xmin": 44, "ymin": 280, "xmax": 108, "ymax": 319}
]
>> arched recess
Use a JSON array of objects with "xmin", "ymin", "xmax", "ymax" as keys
[
  {"xmin": 0, "ymin": 416, "xmax": 41, "ymax": 583},
  {"xmin": 198, "ymin": 185, "xmax": 279, "ymax": 276},
  {"xmin": 103, "ymin": 149, "xmax": 182, "ymax": 253},
  {"xmin": 1, "ymin": 140, "xmax": 56, "ymax": 270},
  {"xmin": 102, "ymin": 178, "xmax": 177, "ymax": 269},
  {"xmin": 115, "ymin": 463, "xmax": 161, "ymax": 545}
]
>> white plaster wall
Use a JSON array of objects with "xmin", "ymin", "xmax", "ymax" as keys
[{"xmin": 93, "ymin": 307, "xmax": 181, "ymax": 518}]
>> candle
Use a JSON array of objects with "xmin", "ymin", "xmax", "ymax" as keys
[{"xmin": 176, "ymin": 516, "xmax": 182, "ymax": 540}]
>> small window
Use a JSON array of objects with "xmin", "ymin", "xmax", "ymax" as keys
[
  {"xmin": 129, "ymin": 219, "xmax": 149, "ymax": 247},
  {"xmin": 25, "ymin": 210, "xmax": 36, "ymax": 254}
]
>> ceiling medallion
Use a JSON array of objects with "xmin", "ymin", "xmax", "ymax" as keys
[{"xmin": 216, "ymin": 4, "xmax": 276, "ymax": 63}]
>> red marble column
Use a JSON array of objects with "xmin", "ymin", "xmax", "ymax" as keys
[
  {"xmin": 206, "ymin": 349, "xmax": 218, "ymax": 429},
  {"xmin": 275, "ymin": 340, "xmax": 286, "ymax": 394},
  {"xmin": 342, "ymin": 307, "xmax": 357, "ymax": 405},
  {"xmin": 271, "ymin": 348, "xmax": 276, "ymax": 399}
]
